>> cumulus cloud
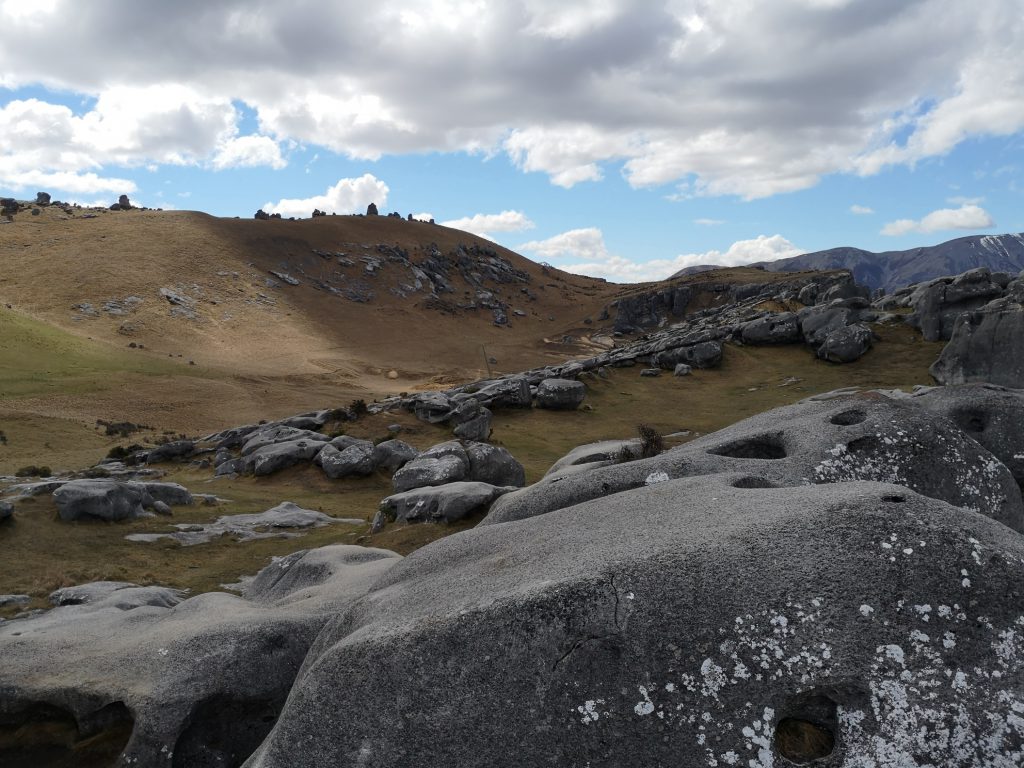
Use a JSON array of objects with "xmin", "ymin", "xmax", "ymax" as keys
[
  {"xmin": 440, "ymin": 210, "xmax": 535, "ymax": 238},
  {"xmin": 0, "ymin": 1, "xmax": 1020, "ymax": 199},
  {"xmin": 881, "ymin": 204, "xmax": 995, "ymax": 236},
  {"xmin": 263, "ymin": 174, "xmax": 389, "ymax": 217},
  {"xmin": 212, "ymin": 135, "xmax": 285, "ymax": 170},
  {"xmin": 850, "ymin": 204, "xmax": 874, "ymax": 215},
  {"xmin": 519, "ymin": 228, "xmax": 801, "ymax": 282},
  {"xmin": 0, "ymin": 88, "xmax": 285, "ymax": 195}
]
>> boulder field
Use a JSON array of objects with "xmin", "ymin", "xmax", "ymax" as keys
[{"xmin": 1, "ymin": 384, "xmax": 1023, "ymax": 766}]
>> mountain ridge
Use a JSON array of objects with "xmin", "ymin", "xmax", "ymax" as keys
[{"xmin": 672, "ymin": 232, "xmax": 1024, "ymax": 292}]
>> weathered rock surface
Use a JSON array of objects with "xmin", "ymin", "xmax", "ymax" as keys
[
  {"xmin": 451, "ymin": 400, "xmax": 493, "ymax": 441},
  {"xmin": 247, "ymin": 476, "xmax": 1024, "ymax": 767},
  {"xmin": 484, "ymin": 389, "xmax": 1024, "ymax": 531},
  {"xmin": 465, "ymin": 442, "xmax": 526, "ymax": 488},
  {"xmin": 0, "ymin": 546, "xmax": 400, "ymax": 766},
  {"xmin": 316, "ymin": 441, "xmax": 376, "ymax": 479},
  {"xmin": 535, "ymin": 378, "xmax": 586, "ymax": 410},
  {"xmin": 908, "ymin": 267, "xmax": 1005, "ymax": 341},
  {"xmin": 146, "ymin": 440, "xmax": 196, "ymax": 464},
  {"xmin": 245, "ymin": 439, "xmax": 326, "ymax": 477},
  {"xmin": 930, "ymin": 303, "xmax": 1024, "ymax": 387},
  {"xmin": 370, "ymin": 440, "xmax": 418, "ymax": 473},
  {"xmin": 379, "ymin": 481, "xmax": 515, "ymax": 524},
  {"xmin": 816, "ymin": 322, "xmax": 874, "ymax": 363},
  {"xmin": 127, "ymin": 502, "xmax": 361, "ymax": 546},
  {"xmin": 392, "ymin": 441, "xmax": 470, "ymax": 492},
  {"xmin": 739, "ymin": 312, "xmax": 801, "ymax": 344},
  {"xmin": 53, "ymin": 480, "xmax": 147, "ymax": 522}
]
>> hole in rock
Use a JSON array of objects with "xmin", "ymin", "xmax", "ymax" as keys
[
  {"xmin": 173, "ymin": 695, "xmax": 282, "ymax": 768},
  {"xmin": 881, "ymin": 494, "xmax": 906, "ymax": 503},
  {"xmin": 951, "ymin": 407, "xmax": 988, "ymax": 434},
  {"xmin": 829, "ymin": 409, "xmax": 866, "ymax": 426},
  {"xmin": 775, "ymin": 693, "xmax": 837, "ymax": 764},
  {"xmin": 707, "ymin": 434, "xmax": 787, "ymax": 460},
  {"xmin": 775, "ymin": 717, "xmax": 835, "ymax": 763},
  {"xmin": 731, "ymin": 476, "xmax": 776, "ymax": 489},
  {"xmin": 844, "ymin": 435, "xmax": 879, "ymax": 454},
  {"xmin": 0, "ymin": 701, "xmax": 133, "ymax": 768}
]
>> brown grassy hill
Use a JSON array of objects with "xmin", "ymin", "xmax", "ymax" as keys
[{"xmin": 0, "ymin": 205, "xmax": 855, "ymax": 469}]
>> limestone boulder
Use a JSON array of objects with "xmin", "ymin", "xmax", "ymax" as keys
[
  {"xmin": 535, "ymin": 378, "xmax": 586, "ymax": 410},
  {"xmin": 247, "ymin": 477, "xmax": 1024, "ymax": 768},
  {"xmin": 379, "ymin": 481, "xmax": 516, "ymax": 524},
  {"xmin": 0, "ymin": 546, "xmax": 400, "ymax": 767}
]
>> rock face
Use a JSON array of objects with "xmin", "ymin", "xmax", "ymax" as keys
[
  {"xmin": 247, "ymin": 476, "xmax": 1024, "ymax": 768},
  {"xmin": 930, "ymin": 303, "xmax": 1024, "ymax": 387},
  {"xmin": 908, "ymin": 268, "xmax": 1005, "ymax": 341},
  {"xmin": 484, "ymin": 387, "xmax": 1024, "ymax": 532},
  {"xmin": 816, "ymin": 323, "xmax": 873, "ymax": 363},
  {"xmin": 535, "ymin": 378, "xmax": 586, "ymax": 410},
  {"xmin": 0, "ymin": 546, "xmax": 400, "ymax": 767},
  {"xmin": 392, "ymin": 441, "xmax": 470, "ymax": 492}
]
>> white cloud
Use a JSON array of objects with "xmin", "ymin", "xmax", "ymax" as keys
[
  {"xmin": 946, "ymin": 195, "xmax": 984, "ymax": 205},
  {"xmin": 212, "ymin": 135, "xmax": 285, "ymax": 170},
  {"xmin": 441, "ymin": 210, "xmax": 535, "ymax": 238},
  {"xmin": 519, "ymin": 228, "xmax": 801, "ymax": 282},
  {"xmin": 263, "ymin": 174, "xmax": 389, "ymax": 218},
  {"xmin": 412, "ymin": 212, "xmax": 434, "ymax": 221},
  {"xmin": 0, "ymin": 1, "xmax": 1021, "ymax": 199},
  {"xmin": 850, "ymin": 204, "xmax": 874, "ymax": 215},
  {"xmin": 694, "ymin": 218, "xmax": 724, "ymax": 226},
  {"xmin": 881, "ymin": 204, "xmax": 995, "ymax": 236}
]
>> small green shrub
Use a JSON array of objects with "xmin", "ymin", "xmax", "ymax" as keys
[
  {"xmin": 349, "ymin": 399, "xmax": 368, "ymax": 417},
  {"xmin": 638, "ymin": 424, "xmax": 665, "ymax": 458}
]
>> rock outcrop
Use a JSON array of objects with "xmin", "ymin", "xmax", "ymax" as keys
[
  {"xmin": 0, "ymin": 546, "xmax": 400, "ymax": 766},
  {"xmin": 247, "ymin": 476, "xmax": 1024, "ymax": 767}
]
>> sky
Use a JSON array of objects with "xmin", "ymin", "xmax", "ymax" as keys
[{"xmin": 1, "ymin": 0, "xmax": 1022, "ymax": 283}]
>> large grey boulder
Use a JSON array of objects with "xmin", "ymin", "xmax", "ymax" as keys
[
  {"xmin": 483, "ymin": 391, "xmax": 1024, "ymax": 531},
  {"xmin": 145, "ymin": 440, "xmax": 195, "ymax": 464},
  {"xmin": 53, "ymin": 480, "xmax": 147, "ymax": 522},
  {"xmin": 451, "ymin": 400, "xmax": 493, "ymax": 441},
  {"xmin": 129, "ymin": 481, "xmax": 193, "ymax": 507},
  {"xmin": 816, "ymin": 323, "xmax": 873, "ymax": 363},
  {"xmin": 49, "ymin": 581, "xmax": 186, "ymax": 610},
  {"xmin": 652, "ymin": 340, "xmax": 722, "ymax": 369},
  {"xmin": 465, "ymin": 442, "xmax": 526, "ymax": 487},
  {"xmin": 908, "ymin": 268, "xmax": 1005, "ymax": 341},
  {"xmin": 930, "ymin": 303, "xmax": 1024, "ymax": 387},
  {"xmin": 370, "ymin": 440, "xmax": 419, "ymax": 474},
  {"xmin": 379, "ymin": 481, "xmax": 516, "ymax": 524},
  {"xmin": 410, "ymin": 391, "xmax": 452, "ymax": 424},
  {"xmin": 392, "ymin": 441, "xmax": 470, "ymax": 492},
  {"xmin": 473, "ymin": 376, "xmax": 532, "ymax": 408},
  {"xmin": 0, "ymin": 546, "xmax": 400, "ymax": 767},
  {"xmin": 535, "ymin": 378, "xmax": 586, "ymax": 410},
  {"xmin": 247, "ymin": 477, "xmax": 1024, "ymax": 768},
  {"xmin": 245, "ymin": 439, "xmax": 325, "ymax": 477},
  {"xmin": 240, "ymin": 426, "xmax": 328, "ymax": 456},
  {"xmin": 739, "ymin": 312, "xmax": 801, "ymax": 344},
  {"xmin": 316, "ymin": 441, "xmax": 376, "ymax": 479}
]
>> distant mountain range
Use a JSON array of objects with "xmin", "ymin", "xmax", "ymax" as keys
[{"xmin": 672, "ymin": 232, "xmax": 1024, "ymax": 293}]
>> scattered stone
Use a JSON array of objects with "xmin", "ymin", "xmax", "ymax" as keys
[
  {"xmin": 0, "ymin": 594, "xmax": 29, "ymax": 608},
  {"xmin": 816, "ymin": 323, "xmax": 874, "ymax": 363},
  {"xmin": 145, "ymin": 440, "xmax": 195, "ymax": 464},
  {"xmin": 640, "ymin": 368, "xmax": 661, "ymax": 377},
  {"xmin": 673, "ymin": 364, "xmax": 692, "ymax": 377},
  {"xmin": 53, "ymin": 480, "xmax": 147, "ymax": 522}
]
